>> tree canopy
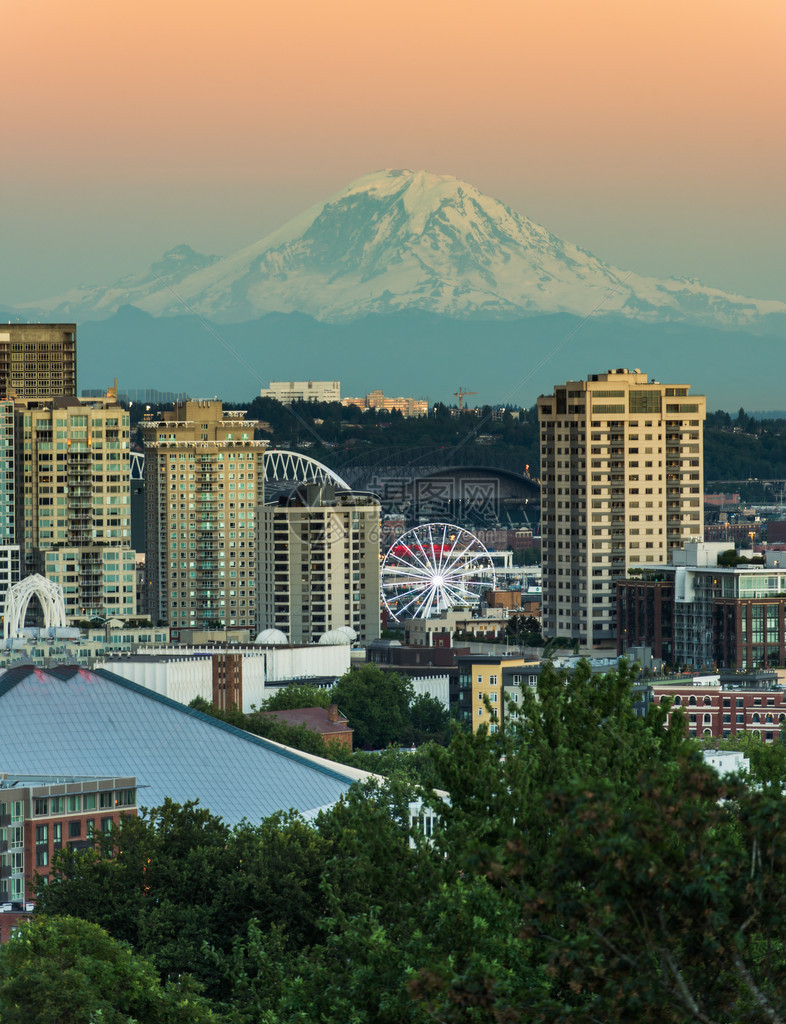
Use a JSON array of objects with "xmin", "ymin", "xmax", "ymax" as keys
[
  {"xmin": 0, "ymin": 915, "xmax": 218, "ymax": 1024},
  {"xmin": 26, "ymin": 658, "xmax": 786, "ymax": 1023}
]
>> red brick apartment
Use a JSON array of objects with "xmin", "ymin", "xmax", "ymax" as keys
[
  {"xmin": 654, "ymin": 676, "xmax": 786, "ymax": 741},
  {"xmin": 0, "ymin": 774, "xmax": 137, "ymax": 940}
]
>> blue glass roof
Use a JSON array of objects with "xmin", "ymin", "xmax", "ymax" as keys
[{"xmin": 0, "ymin": 665, "xmax": 364, "ymax": 824}]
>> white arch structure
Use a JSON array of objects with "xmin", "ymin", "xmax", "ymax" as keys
[
  {"xmin": 4, "ymin": 574, "xmax": 67, "ymax": 640},
  {"xmin": 264, "ymin": 450, "xmax": 350, "ymax": 490},
  {"xmin": 130, "ymin": 449, "xmax": 350, "ymax": 491},
  {"xmin": 130, "ymin": 451, "xmax": 145, "ymax": 481}
]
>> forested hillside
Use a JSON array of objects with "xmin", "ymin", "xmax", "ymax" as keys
[{"xmin": 132, "ymin": 398, "xmax": 786, "ymax": 487}]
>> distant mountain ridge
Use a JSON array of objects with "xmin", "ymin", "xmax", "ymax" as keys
[
  {"xmin": 12, "ymin": 170, "xmax": 786, "ymax": 327},
  {"xmin": 46, "ymin": 305, "xmax": 782, "ymax": 414}
]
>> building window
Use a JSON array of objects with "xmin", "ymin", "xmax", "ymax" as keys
[
  {"xmin": 35, "ymin": 824, "xmax": 48, "ymax": 844},
  {"xmin": 68, "ymin": 821, "xmax": 81, "ymax": 838},
  {"xmin": 36, "ymin": 848, "xmax": 48, "ymax": 868}
]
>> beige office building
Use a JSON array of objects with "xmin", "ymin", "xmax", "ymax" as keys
[
  {"xmin": 0, "ymin": 324, "xmax": 76, "ymax": 399},
  {"xmin": 257, "ymin": 483, "xmax": 381, "ymax": 644},
  {"xmin": 537, "ymin": 369, "xmax": 705, "ymax": 648},
  {"xmin": 341, "ymin": 390, "xmax": 429, "ymax": 417},
  {"xmin": 14, "ymin": 387, "xmax": 136, "ymax": 620},
  {"xmin": 260, "ymin": 380, "xmax": 341, "ymax": 404},
  {"xmin": 142, "ymin": 401, "xmax": 267, "ymax": 630}
]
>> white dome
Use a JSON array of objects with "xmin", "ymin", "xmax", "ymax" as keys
[
  {"xmin": 318, "ymin": 629, "xmax": 353, "ymax": 646},
  {"xmin": 254, "ymin": 628, "xmax": 289, "ymax": 645},
  {"xmin": 334, "ymin": 625, "xmax": 358, "ymax": 642}
]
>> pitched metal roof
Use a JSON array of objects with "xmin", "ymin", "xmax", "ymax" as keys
[{"xmin": 0, "ymin": 665, "xmax": 368, "ymax": 824}]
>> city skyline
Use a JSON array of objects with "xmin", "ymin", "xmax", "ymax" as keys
[{"xmin": 3, "ymin": 0, "xmax": 784, "ymax": 306}]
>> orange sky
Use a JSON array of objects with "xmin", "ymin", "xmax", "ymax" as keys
[{"xmin": 3, "ymin": 0, "xmax": 784, "ymax": 300}]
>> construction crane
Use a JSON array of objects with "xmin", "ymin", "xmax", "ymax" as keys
[{"xmin": 454, "ymin": 387, "xmax": 477, "ymax": 411}]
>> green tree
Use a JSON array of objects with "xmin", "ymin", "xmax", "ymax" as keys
[
  {"xmin": 511, "ymin": 546, "xmax": 541, "ymax": 566},
  {"xmin": 349, "ymin": 744, "xmax": 445, "ymax": 790},
  {"xmin": 505, "ymin": 613, "xmax": 544, "ymax": 646},
  {"xmin": 0, "ymin": 916, "xmax": 218, "ymax": 1024},
  {"xmin": 260, "ymin": 683, "xmax": 332, "ymax": 711},
  {"xmin": 188, "ymin": 695, "xmax": 348, "ymax": 762},
  {"xmin": 524, "ymin": 762, "xmax": 786, "ymax": 1023},
  {"xmin": 409, "ymin": 692, "xmax": 452, "ymax": 746},
  {"xmin": 331, "ymin": 665, "xmax": 415, "ymax": 748},
  {"xmin": 699, "ymin": 731, "xmax": 786, "ymax": 790},
  {"xmin": 427, "ymin": 659, "xmax": 685, "ymax": 887}
]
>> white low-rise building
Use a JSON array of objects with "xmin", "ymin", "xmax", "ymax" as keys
[
  {"xmin": 97, "ymin": 642, "xmax": 351, "ymax": 712},
  {"xmin": 410, "ymin": 674, "xmax": 450, "ymax": 711},
  {"xmin": 702, "ymin": 748, "xmax": 751, "ymax": 777}
]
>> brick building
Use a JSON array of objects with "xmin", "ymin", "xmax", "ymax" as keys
[
  {"xmin": 618, "ymin": 543, "xmax": 786, "ymax": 670},
  {"xmin": 258, "ymin": 704, "xmax": 354, "ymax": 750},
  {"xmin": 617, "ymin": 577, "xmax": 674, "ymax": 663},
  {"xmin": 0, "ymin": 773, "xmax": 137, "ymax": 939},
  {"xmin": 654, "ymin": 674, "xmax": 786, "ymax": 741}
]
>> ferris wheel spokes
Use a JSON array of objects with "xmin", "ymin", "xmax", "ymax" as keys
[{"xmin": 380, "ymin": 522, "xmax": 497, "ymax": 622}]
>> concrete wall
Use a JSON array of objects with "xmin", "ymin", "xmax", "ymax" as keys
[
  {"xmin": 410, "ymin": 674, "xmax": 450, "ymax": 710},
  {"xmin": 100, "ymin": 643, "xmax": 350, "ymax": 712}
]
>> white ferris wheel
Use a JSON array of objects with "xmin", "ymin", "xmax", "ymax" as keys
[{"xmin": 381, "ymin": 523, "xmax": 497, "ymax": 622}]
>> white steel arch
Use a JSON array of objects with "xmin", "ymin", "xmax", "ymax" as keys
[
  {"xmin": 4, "ymin": 574, "xmax": 68, "ymax": 639},
  {"xmin": 264, "ymin": 450, "xmax": 350, "ymax": 490},
  {"xmin": 130, "ymin": 451, "xmax": 145, "ymax": 481}
]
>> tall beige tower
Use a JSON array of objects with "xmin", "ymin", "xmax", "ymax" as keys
[
  {"xmin": 537, "ymin": 369, "xmax": 705, "ymax": 649},
  {"xmin": 13, "ymin": 388, "xmax": 136, "ymax": 621},
  {"xmin": 142, "ymin": 401, "xmax": 267, "ymax": 630},
  {"xmin": 257, "ymin": 483, "xmax": 381, "ymax": 644},
  {"xmin": 0, "ymin": 324, "xmax": 76, "ymax": 399}
]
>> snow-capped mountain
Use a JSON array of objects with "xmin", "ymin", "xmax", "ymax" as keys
[{"xmin": 16, "ymin": 170, "xmax": 786, "ymax": 326}]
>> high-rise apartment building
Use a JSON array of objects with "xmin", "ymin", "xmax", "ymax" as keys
[
  {"xmin": 537, "ymin": 369, "xmax": 705, "ymax": 648},
  {"xmin": 13, "ymin": 388, "xmax": 136, "ymax": 620},
  {"xmin": 142, "ymin": 401, "xmax": 267, "ymax": 630},
  {"xmin": 0, "ymin": 402, "xmax": 15, "ymax": 543},
  {"xmin": 0, "ymin": 324, "xmax": 76, "ymax": 399},
  {"xmin": 257, "ymin": 483, "xmax": 381, "ymax": 644}
]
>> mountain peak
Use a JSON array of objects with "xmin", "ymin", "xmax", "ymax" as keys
[{"xmin": 14, "ymin": 172, "xmax": 786, "ymax": 327}]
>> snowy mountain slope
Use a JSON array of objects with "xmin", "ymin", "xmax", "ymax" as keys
[{"xmin": 16, "ymin": 170, "xmax": 786, "ymax": 326}]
